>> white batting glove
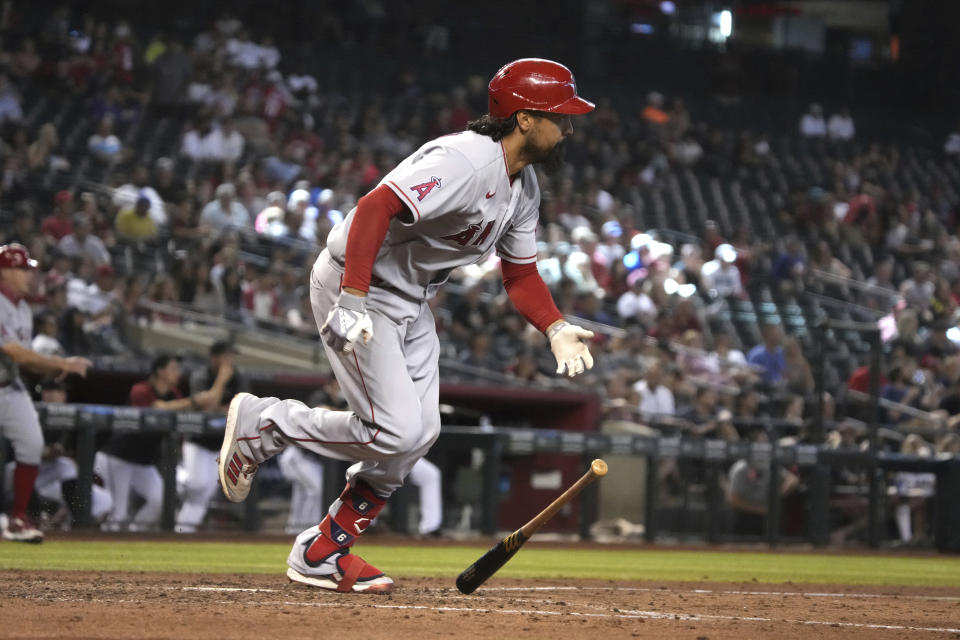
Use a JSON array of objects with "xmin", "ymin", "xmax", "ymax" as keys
[
  {"xmin": 321, "ymin": 291, "xmax": 374, "ymax": 354},
  {"xmin": 547, "ymin": 321, "xmax": 595, "ymax": 378}
]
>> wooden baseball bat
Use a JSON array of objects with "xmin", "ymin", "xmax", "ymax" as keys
[{"xmin": 455, "ymin": 459, "xmax": 608, "ymax": 594}]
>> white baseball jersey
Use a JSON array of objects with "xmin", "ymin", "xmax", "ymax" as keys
[
  {"xmin": 324, "ymin": 131, "xmax": 540, "ymax": 300},
  {"xmin": 0, "ymin": 290, "xmax": 31, "ymax": 387}
]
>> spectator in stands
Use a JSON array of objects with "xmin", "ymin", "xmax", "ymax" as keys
[
  {"xmin": 149, "ymin": 40, "xmax": 192, "ymax": 116},
  {"xmin": 708, "ymin": 332, "xmax": 747, "ymax": 369},
  {"xmin": 254, "ymin": 191, "xmax": 287, "ymax": 235},
  {"xmin": 77, "ymin": 192, "xmax": 115, "ymax": 247},
  {"xmin": 112, "ymin": 165, "xmax": 166, "ymax": 226},
  {"xmin": 115, "ymin": 195, "xmax": 158, "ymax": 241},
  {"xmin": 633, "ymin": 359, "xmax": 675, "ymax": 417},
  {"xmin": 214, "ymin": 119, "xmax": 245, "ymax": 164},
  {"xmin": 799, "ymin": 103, "xmax": 826, "ymax": 138},
  {"xmin": 810, "ymin": 240, "xmax": 852, "ymax": 279},
  {"xmin": 865, "ymin": 256, "xmax": 896, "ymax": 292},
  {"xmin": 146, "ymin": 273, "xmax": 181, "ymax": 322},
  {"xmin": 41, "ymin": 191, "xmax": 75, "ymax": 243},
  {"xmin": 27, "ymin": 123, "xmax": 68, "ymax": 173},
  {"xmin": 881, "ymin": 360, "xmax": 922, "ymax": 424},
  {"xmin": 57, "ymin": 215, "xmax": 110, "ymax": 266},
  {"xmin": 31, "ymin": 312, "xmax": 65, "ymax": 358},
  {"xmin": 674, "ymin": 243, "xmax": 704, "ymax": 291},
  {"xmin": 677, "ymin": 330, "xmax": 713, "ymax": 378},
  {"xmin": 0, "ymin": 73, "xmax": 23, "ymax": 124},
  {"xmin": 65, "ymin": 263, "xmax": 126, "ymax": 355},
  {"xmin": 727, "ymin": 426, "xmax": 799, "ymax": 536},
  {"xmin": 827, "ymin": 107, "xmax": 855, "ymax": 142},
  {"xmin": 701, "ymin": 220, "xmax": 726, "ymax": 257},
  {"xmin": 886, "ymin": 202, "xmax": 931, "ymax": 259},
  {"xmin": 666, "ymin": 298, "xmax": 701, "ymax": 339},
  {"xmin": 679, "ymin": 386, "xmax": 725, "ymax": 437},
  {"xmin": 153, "ymin": 157, "xmax": 188, "ymax": 205},
  {"xmin": 244, "ymin": 269, "xmax": 279, "ymax": 321},
  {"xmin": 177, "ymin": 341, "xmax": 248, "ymax": 533},
  {"xmin": 771, "ymin": 237, "xmax": 806, "ymax": 295},
  {"xmin": 700, "ymin": 243, "xmax": 743, "ymax": 299},
  {"xmin": 748, "ymin": 323, "xmax": 786, "ymax": 387},
  {"xmin": 641, "ymin": 91, "xmax": 670, "ymax": 138},
  {"xmin": 937, "ymin": 433, "xmax": 960, "ymax": 457},
  {"xmin": 200, "ymin": 182, "xmax": 249, "ymax": 234},
  {"xmin": 944, "ymin": 121, "xmax": 960, "ymax": 156},
  {"xmin": 216, "ymin": 266, "xmax": 244, "ymax": 323},
  {"xmin": 782, "ymin": 337, "xmax": 815, "ymax": 396},
  {"xmin": 617, "ymin": 272, "xmax": 657, "ymax": 326},
  {"xmin": 87, "ymin": 116, "xmax": 123, "ymax": 163},
  {"xmin": 734, "ymin": 386, "xmax": 765, "ymax": 420},
  {"xmin": 181, "ymin": 117, "xmax": 216, "ymax": 161},
  {"xmin": 9, "ymin": 38, "xmax": 40, "ymax": 80},
  {"xmin": 922, "ymin": 320, "xmax": 958, "ymax": 361},
  {"xmin": 899, "ymin": 261, "xmax": 935, "ymax": 311},
  {"xmin": 459, "ymin": 331, "xmax": 499, "ymax": 371},
  {"xmin": 283, "ymin": 189, "xmax": 311, "ymax": 239}
]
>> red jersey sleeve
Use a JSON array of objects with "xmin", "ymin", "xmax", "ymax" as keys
[
  {"xmin": 501, "ymin": 260, "xmax": 563, "ymax": 333},
  {"xmin": 342, "ymin": 185, "xmax": 407, "ymax": 293}
]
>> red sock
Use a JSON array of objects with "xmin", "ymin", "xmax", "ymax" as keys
[
  {"xmin": 12, "ymin": 463, "xmax": 38, "ymax": 519},
  {"xmin": 306, "ymin": 481, "xmax": 387, "ymax": 565}
]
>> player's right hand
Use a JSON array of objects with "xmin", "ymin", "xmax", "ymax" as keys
[
  {"xmin": 321, "ymin": 291, "xmax": 374, "ymax": 354},
  {"xmin": 548, "ymin": 321, "xmax": 594, "ymax": 378}
]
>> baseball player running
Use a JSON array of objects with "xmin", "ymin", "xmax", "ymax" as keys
[
  {"xmin": 219, "ymin": 58, "xmax": 595, "ymax": 593},
  {"xmin": 0, "ymin": 244, "xmax": 91, "ymax": 543}
]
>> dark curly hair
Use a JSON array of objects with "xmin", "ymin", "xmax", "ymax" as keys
[{"xmin": 466, "ymin": 113, "xmax": 519, "ymax": 141}]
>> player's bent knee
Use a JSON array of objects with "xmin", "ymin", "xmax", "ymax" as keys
[{"xmin": 14, "ymin": 430, "xmax": 44, "ymax": 465}]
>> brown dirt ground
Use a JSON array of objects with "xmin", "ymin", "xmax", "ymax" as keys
[{"xmin": 3, "ymin": 569, "xmax": 960, "ymax": 640}]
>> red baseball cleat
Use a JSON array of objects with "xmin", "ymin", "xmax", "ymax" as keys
[
  {"xmin": 1, "ymin": 514, "xmax": 44, "ymax": 543},
  {"xmin": 287, "ymin": 551, "xmax": 394, "ymax": 594}
]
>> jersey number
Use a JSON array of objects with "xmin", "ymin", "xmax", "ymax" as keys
[{"xmin": 442, "ymin": 221, "xmax": 494, "ymax": 247}]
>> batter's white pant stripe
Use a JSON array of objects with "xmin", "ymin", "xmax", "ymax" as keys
[
  {"xmin": 352, "ymin": 351, "xmax": 376, "ymax": 424},
  {"xmin": 236, "ymin": 422, "xmax": 277, "ymax": 442}
]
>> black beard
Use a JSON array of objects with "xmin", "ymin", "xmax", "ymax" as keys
[
  {"xmin": 520, "ymin": 137, "xmax": 566, "ymax": 175},
  {"xmin": 538, "ymin": 142, "xmax": 566, "ymax": 175}
]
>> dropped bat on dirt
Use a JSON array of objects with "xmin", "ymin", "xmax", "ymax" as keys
[{"xmin": 455, "ymin": 458, "xmax": 608, "ymax": 594}]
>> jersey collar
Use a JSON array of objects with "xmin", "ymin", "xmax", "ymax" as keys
[{"xmin": 499, "ymin": 141, "xmax": 517, "ymax": 185}]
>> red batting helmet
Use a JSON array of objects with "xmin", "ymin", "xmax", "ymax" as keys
[
  {"xmin": 488, "ymin": 58, "xmax": 595, "ymax": 119},
  {"xmin": 0, "ymin": 243, "xmax": 38, "ymax": 270}
]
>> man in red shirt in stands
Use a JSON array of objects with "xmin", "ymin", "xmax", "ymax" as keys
[{"xmin": 40, "ymin": 191, "xmax": 75, "ymax": 243}]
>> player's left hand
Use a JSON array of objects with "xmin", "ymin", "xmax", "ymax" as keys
[
  {"xmin": 321, "ymin": 291, "xmax": 374, "ymax": 354},
  {"xmin": 548, "ymin": 321, "xmax": 594, "ymax": 378}
]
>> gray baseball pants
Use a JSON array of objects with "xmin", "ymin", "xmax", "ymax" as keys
[{"xmin": 237, "ymin": 251, "xmax": 441, "ymax": 497}]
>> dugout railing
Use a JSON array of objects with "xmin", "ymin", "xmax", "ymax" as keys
[{"xmin": 2, "ymin": 403, "xmax": 958, "ymax": 552}]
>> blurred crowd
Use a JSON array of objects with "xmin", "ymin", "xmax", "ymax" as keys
[{"xmin": 1, "ymin": 3, "xmax": 959, "ymax": 543}]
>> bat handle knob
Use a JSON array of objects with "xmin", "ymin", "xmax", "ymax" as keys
[{"xmin": 591, "ymin": 459, "xmax": 608, "ymax": 477}]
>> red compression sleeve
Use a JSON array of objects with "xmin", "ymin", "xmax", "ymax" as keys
[
  {"xmin": 501, "ymin": 260, "xmax": 564, "ymax": 333},
  {"xmin": 13, "ymin": 463, "xmax": 38, "ymax": 518},
  {"xmin": 342, "ymin": 185, "xmax": 407, "ymax": 293}
]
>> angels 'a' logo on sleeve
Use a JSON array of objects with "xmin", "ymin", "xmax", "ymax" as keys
[{"xmin": 410, "ymin": 176, "xmax": 442, "ymax": 202}]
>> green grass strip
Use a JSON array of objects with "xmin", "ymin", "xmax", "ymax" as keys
[{"xmin": 2, "ymin": 542, "xmax": 959, "ymax": 587}]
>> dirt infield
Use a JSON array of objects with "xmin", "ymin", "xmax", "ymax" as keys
[{"xmin": 4, "ymin": 570, "xmax": 960, "ymax": 639}]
